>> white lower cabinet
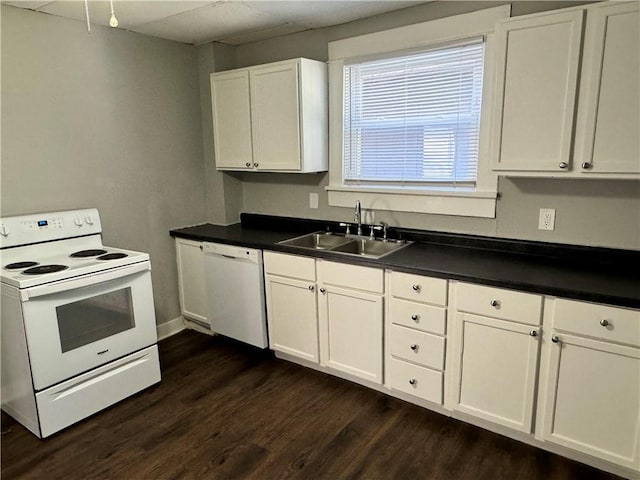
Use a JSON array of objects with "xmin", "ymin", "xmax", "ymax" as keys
[
  {"xmin": 385, "ymin": 271, "xmax": 448, "ymax": 404},
  {"xmin": 318, "ymin": 261, "xmax": 384, "ymax": 384},
  {"xmin": 449, "ymin": 282, "xmax": 543, "ymax": 433},
  {"xmin": 264, "ymin": 252, "xmax": 319, "ymax": 363},
  {"xmin": 539, "ymin": 298, "xmax": 640, "ymax": 471},
  {"xmin": 175, "ymin": 238, "xmax": 207, "ymax": 324}
]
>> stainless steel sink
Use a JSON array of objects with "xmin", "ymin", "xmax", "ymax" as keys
[
  {"xmin": 278, "ymin": 232, "xmax": 353, "ymax": 250},
  {"xmin": 330, "ymin": 238, "xmax": 411, "ymax": 258},
  {"xmin": 278, "ymin": 231, "xmax": 412, "ymax": 259}
]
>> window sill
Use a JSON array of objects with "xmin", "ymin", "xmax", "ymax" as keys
[{"xmin": 326, "ymin": 185, "xmax": 497, "ymax": 218}]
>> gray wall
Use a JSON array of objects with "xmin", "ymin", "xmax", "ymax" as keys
[
  {"xmin": 223, "ymin": 1, "xmax": 640, "ymax": 250},
  {"xmin": 1, "ymin": 6, "xmax": 206, "ymax": 326}
]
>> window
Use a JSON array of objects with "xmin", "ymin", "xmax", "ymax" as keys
[
  {"xmin": 326, "ymin": 5, "xmax": 510, "ymax": 217},
  {"xmin": 343, "ymin": 39, "xmax": 485, "ymax": 188}
]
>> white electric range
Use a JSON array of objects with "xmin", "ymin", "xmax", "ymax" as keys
[{"xmin": 1, "ymin": 208, "xmax": 161, "ymax": 438}]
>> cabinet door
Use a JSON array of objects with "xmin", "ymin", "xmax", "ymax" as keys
[
  {"xmin": 175, "ymin": 238, "xmax": 207, "ymax": 323},
  {"xmin": 574, "ymin": 2, "xmax": 640, "ymax": 174},
  {"xmin": 265, "ymin": 274, "xmax": 318, "ymax": 363},
  {"xmin": 542, "ymin": 333, "xmax": 640, "ymax": 470},
  {"xmin": 492, "ymin": 10, "xmax": 583, "ymax": 173},
  {"xmin": 250, "ymin": 62, "xmax": 301, "ymax": 171},
  {"xmin": 451, "ymin": 313, "xmax": 541, "ymax": 433},
  {"xmin": 319, "ymin": 285, "xmax": 383, "ymax": 384},
  {"xmin": 210, "ymin": 70, "xmax": 253, "ymax": 170}
]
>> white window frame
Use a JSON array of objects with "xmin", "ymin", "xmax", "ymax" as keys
[{"xmin": 326, "ymin": 5, "xmax": 511, "ymax": 218}]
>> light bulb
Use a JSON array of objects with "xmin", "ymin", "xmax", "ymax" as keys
[{"xmin": 109, "ymin": 13, "xmax": 118, "ymax": 27}]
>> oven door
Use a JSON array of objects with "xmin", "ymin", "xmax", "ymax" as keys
[{"xmin": 20, "ymin": 262, "xmax": 157, "ymax": 391}]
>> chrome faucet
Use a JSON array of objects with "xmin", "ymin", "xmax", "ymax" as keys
[{"xmin": 354, "ymin": 200, "xmax": 362, "ymax": 236}]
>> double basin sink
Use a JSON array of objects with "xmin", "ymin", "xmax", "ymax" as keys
[{"xmin": 278, "ymin": 231, "xmax": 412, "ymax": 259}]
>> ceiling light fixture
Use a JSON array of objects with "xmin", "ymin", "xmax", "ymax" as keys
[{"xmin": 109, "ymin": 0, "xmax": 119, "ymax": 28}]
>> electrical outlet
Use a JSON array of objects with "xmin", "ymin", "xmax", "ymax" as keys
[{"xmin": 538, "ymin": 208, "xmax": 556, "ymax": 231}]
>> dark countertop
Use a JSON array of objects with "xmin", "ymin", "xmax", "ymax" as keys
[{"xmin": 170, "ymin": 217, "xmax": 640, "ymax": 310}]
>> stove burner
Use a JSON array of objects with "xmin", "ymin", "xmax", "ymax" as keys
[
  {"xmin": 97, "ymin": 253, "xmax": 128, "ymax": 261},
  {"xmin": 22, "ymin": 264, "xmax": 69, "ymax": 275},
  {"xmin": 70, "ymin": 249, "xmax": 108, "ymax": 258},
  {"xmin": 5, "ymin": 261, "xmax": 39, "ymax": 270}
]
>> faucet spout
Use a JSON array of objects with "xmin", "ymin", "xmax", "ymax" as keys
[{"xmin": 354, "ymin": 200, "xmax": 362, "ymax": 236}]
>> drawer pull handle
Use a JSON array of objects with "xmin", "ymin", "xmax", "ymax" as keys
[
  {"xmin": 411, "ymin": 314, "xmax": 419, "ymax": 321},
  {"xmin": 412, "ymin": 284, "xmax": 421, "ymax": 292},
  {"xmin": 490, "ymin": 299, "xmax": 500, "ymax": 307},
  {"xmin": 410, "ymin": 344, "xmax": 418, "ymax": 351},
  {"xmin": 409, "ymin": 378, "xmax": 417, "ymax": 386},
  {"xmin": 551, "ymin": 335, "xmax": 560, "ymax": 344},
  {"xmin": 529, "ymin": 330, "xmax": 538, "ymax": 337},
  {"xmin": 599, "ymin": 319, "xmax": 609, "ymax": 327}
]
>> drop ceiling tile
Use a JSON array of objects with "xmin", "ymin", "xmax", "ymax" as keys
[
  {"xmin": 1, "ymin": 1, "xmax": 53, "ymax": 9},
  {"xmin": 37, "ymin": 0, "xmax": 212, "ymax": 29},
  {"xmin": 131, "ymin": 1, "xmax": 283, "ymax": 45},
  {"xmin": 219, "ymin": 22, "xmax": 306, "ymax": 46}
]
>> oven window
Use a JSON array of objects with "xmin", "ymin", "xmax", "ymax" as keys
[{"xmin": 56, "ymin": 288, "xmax": 135, "ymax": 353}]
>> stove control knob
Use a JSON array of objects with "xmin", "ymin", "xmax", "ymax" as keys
[
  {"xmin": 0, "ymin": 225, "xmax": 8, "ymax": 237},
  {"xmin": 85, "ymin": 215, "xmax": 94, "ymax": 225},
  {"xmin": 74, "ymin": 216, "xmax": 83, "ymax": 226}
]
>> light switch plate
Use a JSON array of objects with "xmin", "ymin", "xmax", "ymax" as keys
[{"xmin": 309, "ymin": 193, "xmax": 319, "ymax": 209}]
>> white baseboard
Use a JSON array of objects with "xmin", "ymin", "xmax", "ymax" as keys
[{"xmin": 156, "ymin": 316, "xmax": 186, "ymax": 341}]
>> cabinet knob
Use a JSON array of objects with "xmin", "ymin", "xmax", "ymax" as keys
[
  {"xmin": 199, "ymin": 245, "xmax": 203, "ymax": 251},
  {"xmin": 409, "ymin": 378, "xmax": 417, "ymax": 386},
  {"xmin": 529, "ymin": 330, "xmax": 538, "ymax": 337},
  {"xmin": 559, "ymin": 162, "xmax": 568, "ymax": 169},
  {"xmin": 551, "ymin": 335, "xmax": 560, "ymax": 343},
  {"xmin": 410, "ymin": 344, "xmax": 418, "ymax": 351},
  {"xmin": 581, "ymin": 162, "xmax": 592, "ymax": 170},
  {"xmin": 253, "ymin": 162, "xmax": 259, "ymax": 168},
  {"xmin": 599, "ymin": 319, "xmax": 609, "ymax": 327},
  {"xmin": 319, "ymin": 288, "xmax": 326, "ymax": 294},
  {"xmin": 245, "ymin": 162, "xmax": 251, "ymax": 168},
  {"xmin": 308, "ymin": 285, "xmax": 315, "ymax": 292},
  {"xmin": 490, "ymin": 299, "xmax": 500, "ymax": 307},
  {"xmin": 412, "ymin": 284, "xmax": 421, "ymax": 292},
  {"xmin": 411, "ymin": 314, "xmax": 419, "ymax": 321}
]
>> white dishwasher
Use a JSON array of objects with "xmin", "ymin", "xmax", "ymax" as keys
[{"xmin": 203, "ymin": 242, "xmax": 268, "ymax": 348}]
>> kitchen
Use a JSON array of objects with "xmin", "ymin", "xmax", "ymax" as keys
[{"xmin": 1, "ymin": 0, "xmax": 639, "ymax": 478}]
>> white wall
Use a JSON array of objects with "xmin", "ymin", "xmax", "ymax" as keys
[{"xmin": 1, "ymin": 6, "xmax": 206, "ymax": 325}]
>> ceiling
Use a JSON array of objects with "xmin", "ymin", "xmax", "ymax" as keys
[{"xmin": 2, "ymin": 0, "xmax": 430, "ymax": 46}]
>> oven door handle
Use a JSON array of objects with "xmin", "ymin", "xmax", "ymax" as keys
[{"xmin": 21, "ymin": 261, "xmax": 151, "ymax": 301}]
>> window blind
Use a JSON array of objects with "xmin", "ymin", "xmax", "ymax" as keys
[{"xmin": 343, "ymin": 38, "xmax": 485, "ymax": 187}]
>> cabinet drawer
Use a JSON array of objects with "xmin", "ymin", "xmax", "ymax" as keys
[
  {"xmin": 264, "ymin": 251, "xmax": 315, "ymax": 281},
  {"xmin": 553, "ymin": 299, "xmax": 640, "ymax": 347},
  {"xmin": 320, "ymin": 261, "xmax": 383, "ymax": 293},
  {"xmin": 388, "ymin": 357, "xmax": 443, "ymax": 404},
  {"xmin": 389, "ymin": 271, "xmax": 447, "ymax": 306},
  {"xmin": 388, "ymin": 298, "xmax": 446, "ymax": 335},
  {"xmin": 456, "ymin": 283, "xmax": 542, "ymax": 326},
  {"xmin": 389, "ymin": 324, "xmax": 445, "ymax": 370}
]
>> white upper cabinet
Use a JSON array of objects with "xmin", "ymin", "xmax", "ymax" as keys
[
  {"xmin": 492, "ymin": 2, "xmax": 640, "ymax": 178},
  {"xmin": 573, "ymin": 1, "xmax": 640, "ymax": 174},
  {"xmin": 210, "ymin": 58, "xmax": 328, "ymax": 173},
  {"xmin": 210, "ymin": 70, "xmax": 253, "ymax": 170},
  {"xmin": 492, "ymin": 10, "xmax": 584, "ymax": 174}
]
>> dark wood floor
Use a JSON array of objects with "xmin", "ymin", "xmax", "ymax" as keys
[{"xmin": 1, "ymin": 330, "xmax": 622, "ymax": 480}]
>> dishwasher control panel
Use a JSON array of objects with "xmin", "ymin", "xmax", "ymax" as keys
[{"xmin": 203, "ymin": 242, "xmax": 261, "ymax": 262}]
